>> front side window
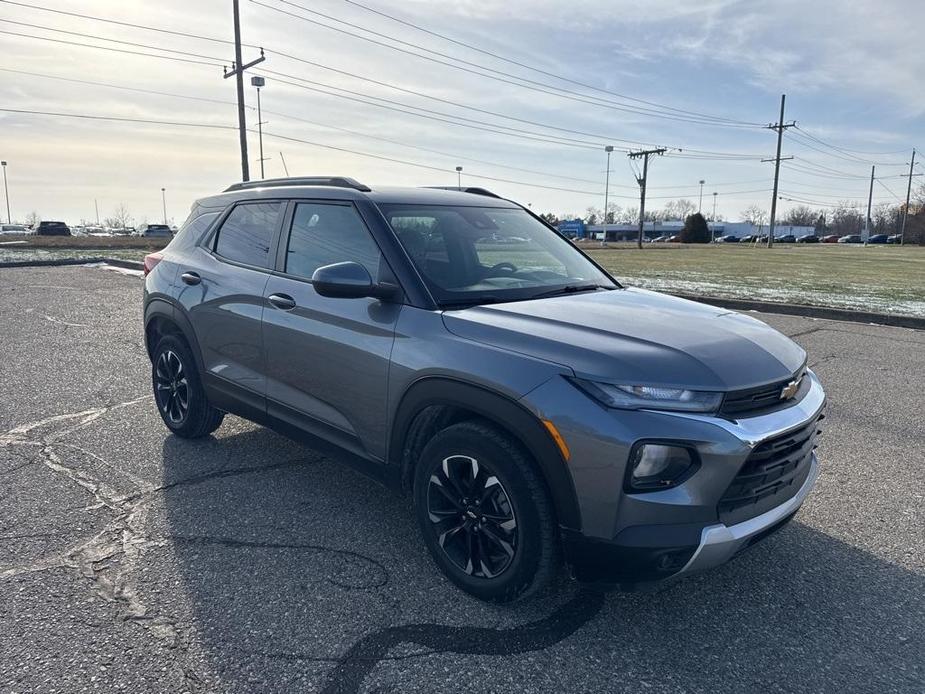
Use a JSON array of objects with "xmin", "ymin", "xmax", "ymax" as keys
[
  {"xmin": 213, "ymin": 202, "xmax": 281, "ymax": 268},
  {"xmin": 380, "ymin": 204, "xmax": 616, "ymax": 305},
  {"xmin": 285, "ymin": 202, "xmax": 382, "ymax": 280}
]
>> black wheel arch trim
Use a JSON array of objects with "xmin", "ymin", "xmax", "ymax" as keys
[
  {"xmin": 388, "ymin": 377, "xmax": 582, "ymax": 531},
  {"xmin": 143, "ymin": 298, "xmax": 205, "ymax": 376}
]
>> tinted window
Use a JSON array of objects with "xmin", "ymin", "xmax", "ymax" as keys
[
  {"xmin": 382, "ymin": 205, "xmax": 615, "ymax": 305},
  {"xmin": 214, "ymin": 202, "xmax": 281, "ymax": 268},
  {"xmin": 285, "ymin": 203, "xmax": 381, "ymax": 280}
]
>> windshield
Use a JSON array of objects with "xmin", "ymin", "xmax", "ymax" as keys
[{"xmin": 380, "ymin": 204, "xmax": 617, "ymax": 306}]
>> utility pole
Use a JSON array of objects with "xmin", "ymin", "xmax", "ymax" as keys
[
  {"xmin": 279, "ymin": 151, "xmax": 290, "ymax": 176},
  {"xmin": 628, "ymin": 147, "xmax": 667, "ymax": 248},
  {"xmin": 251, "ymin": 76, "xmax": 268, "ymax": 179},
  {"xmin": 864, "ymin": 165, "xmax": 875, "ymax": 245},
  {"xmin": 161, "ymin": 188, "xmax": 167, "ymax": 225},
  {"xmin": 900, "ymin": 149, "xmax": 917, "ymax": 246},
  {"xmin": 602, "ymin": 145, "xmax": 613, "ymax": 245},
  {"xmin": 0, "ymin": 161, "xmax": 9, "ymax": 223},
  {"xmin": 94, "ymin": 198, "xmax": 100, "ymax": 225},
  {"xmin": 224, "ymin": 0, "xmax": 265, "ymax": 182},
  {"xmin": 763, "ymin": 94, "xmax": 796, "ymax": 248}
]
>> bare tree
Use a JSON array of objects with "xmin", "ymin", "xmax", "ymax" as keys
[
  {"xmin": 741, "ymin": 204, "xmax": 768, "ymax": 229},
  {"xmin": 103, "ymin": 203, "xmax": 134, "ymax": 230},
  {"xmin": 584, "ymin": 206, "xmax": 601, "ymax": 225},
  {"xmin": 25, "ymin": 211, "xmax": 40, "ymax": 227},
  {"xmin": 663, "ymin": 199, "xmax": 696, "ymax": 221},
  {"xmin": 782, "ymin": 205, "xmax": 817, "ymax": 226},
  {"xmin": 831, "ymin": 201, "xmax": 864, "ymax": 236}
]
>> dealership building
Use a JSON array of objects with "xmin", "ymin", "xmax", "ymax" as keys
[{"xmin": 557, "ymin": 219, "xmax": 814, "ymax": 241}]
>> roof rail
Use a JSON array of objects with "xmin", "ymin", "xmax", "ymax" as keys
[
  {"xmin": 422, "ymin": 186, "xmax": 502, "ymax": 199},
  {"xmin": 224, "ymin": 176, "xmax": 371, "ymax": 193}
]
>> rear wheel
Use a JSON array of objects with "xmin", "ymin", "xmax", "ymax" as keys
[
  {"xmin": 413, "ymin": 421, "xmax": 560, "ymax": 602},
  {"xmin": 151, "ymin": 334, "xmax": 223, "ymax": 438}
]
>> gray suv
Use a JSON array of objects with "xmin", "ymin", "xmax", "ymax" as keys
[{"xmin": 143, "ymin": 177, "xmax": 825, "ymax": 602}]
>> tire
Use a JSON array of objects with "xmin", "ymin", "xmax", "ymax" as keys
[
  {"xmin": 412, "ymin": 420, "xmax": 560, "ymax": 602},
  {"xmin": 151, "ymin": 334, "xmax": 224, "ymax": 438}
]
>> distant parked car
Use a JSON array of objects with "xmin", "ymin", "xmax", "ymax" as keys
[
  {"xmin": 867, "ymin": 234, "xmax": 889, "ymax": 244},
  {"xmin": 667, "ymin": 234, "xmax": 682, "ymax": 243},
  {"xmin": 777, "ymin": 234, "xmax": 796, "ymax": 243},
  {"xmin": 739, "ymin": 234, "xmax": 757, "ymax": 243},
  {"xmin": 718, "ymin": 235, "xmax": 739, "ymax": 243},
  {"xmin": 0, "ymin": 224, "xmax": 29, "ymax": 235},
  {"xmin": 838, "ymin": 234, "xmax": 862, "ymax": 244},
  {"xmin": 797, "ymin": 234, "xmax": 819, "ymax": 243},
  {"xmin": 139, "ymin": 223, "xmax": 173, "ymax": 238},
  {"xmin": 821, "ymin": 234, "xmax": 841, "ymax": 243},
  {"xmin": 887, "ymin": 234, "xmax": 903, "ymax": 244},
  {"xmin": 34, "ymin": 221, "xmax": 71, "ymax": 236},
  {"xmin": 652, "ymin": 235, "xmax": 671, "ymax": 243}
]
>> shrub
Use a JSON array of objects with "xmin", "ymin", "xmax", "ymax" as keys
[{"xmin": 680, "ymin": 213, "xmax": 711, "ymax": 243}]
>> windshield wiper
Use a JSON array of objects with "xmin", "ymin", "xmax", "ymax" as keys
[
  {"xmin": 530, "ymin": 283, "xmax": 615, "ymax": 300},
  {"xmin": 439, "ymin": 296, "xmax": 508, "ymax": 309}
]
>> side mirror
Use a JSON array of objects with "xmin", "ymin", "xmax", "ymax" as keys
[{"xmin": 311, "ymin": 261, "xmax": 398, "ymax": 300}]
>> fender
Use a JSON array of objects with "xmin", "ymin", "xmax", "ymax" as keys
[
  {"xmin": 389, "ymin": 377, "xmax": 582, "ymax": 531},
  {"xmin": 143, "ymin": 298, "xmax": 205, "ymax": 375}
]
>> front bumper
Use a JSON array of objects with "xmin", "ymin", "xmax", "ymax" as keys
[{"xmin": 524, "ymin": 371, "xmax": 825, "ymax": 584}]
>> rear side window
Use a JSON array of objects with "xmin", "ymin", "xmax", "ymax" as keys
[
  {"xmin": 285, "ymin": 202, "xmax": 381, "ymax": 280},
  {"xmin": 213, "ymin": 202, "xmax": 281, "ymax": 268}
]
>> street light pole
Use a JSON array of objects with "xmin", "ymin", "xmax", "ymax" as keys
[
  {"xmin": 603, "ymin": 145, "xmax": 613, "ymax": 245},
  {"xmin": 161, "ymin": 188, "xmax": 167, "ymax": 225},
  {"xmin": 251, "ymin": 76, "xmax": 267, "ymax": 179},
  {"xmin": 455, "ymin": 166, "xmax": 463, "ymax": 188},
  {"xmin": 1, "ymin": 161, "xmax": 10, "ymax": 223},
  {"xmin": 698, "ymin": 179, "xmax": 705, "ymax": 213}
]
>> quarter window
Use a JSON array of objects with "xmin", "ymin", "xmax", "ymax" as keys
[
  {"xmin": 213, "ymin": 202, "xmax": 281, "ymax": 268},
  {"xmin": 285, "ymin": 203, "xmax": 381, "ymax": 280}
]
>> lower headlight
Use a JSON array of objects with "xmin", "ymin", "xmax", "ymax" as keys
[{"xmin": 627, "ymin": 443, "xmax": 697, "ymax": 491}]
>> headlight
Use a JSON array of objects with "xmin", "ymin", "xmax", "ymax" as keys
[{"xmin": 573, "ymin": 379, "xmax": 722, "ymax": 413}]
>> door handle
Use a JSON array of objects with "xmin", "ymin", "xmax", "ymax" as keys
[
  {"xmin": 267, "ymin": 293, "xmax": 297, "ymax": 310},
  {"xmin": 180, "ymin": 271, "xmax": 201, "ymax": 285}
]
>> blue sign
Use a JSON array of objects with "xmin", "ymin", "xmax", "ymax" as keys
[{"xmin": 558, "ymin": 219, "xmax": 586, "ymax": 237}]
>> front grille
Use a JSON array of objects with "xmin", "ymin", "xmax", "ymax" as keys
[
  {"xmin": 720, "ymin": 370, "xmax": 807, "ymax": 417},
  {"xmin": 718, "ymin": 415, "xmax": 821, "ymax": 526}
]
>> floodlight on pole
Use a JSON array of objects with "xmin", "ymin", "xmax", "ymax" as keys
[
  {"xmin": 698, "ymin": 180, "xmax": 706, "ymax": 213},
  {"xmin": 455, "ymin": 166, "xmax": 463, "ymax": 189},
  {"xmin": 161, "ymin": 188, "xmax": 167, "ymax": 225},
  {"xmin": 251, "ymin": 75, "xmax": 267, "ymax": 179}
]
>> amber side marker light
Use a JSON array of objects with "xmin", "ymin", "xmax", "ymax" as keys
[{"xmin": 542, "ymin": 419, "xmax": 571, "ymax": 461}]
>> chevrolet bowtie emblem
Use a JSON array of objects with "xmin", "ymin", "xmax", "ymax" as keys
[{"xmin": 780, "ymin": 377, "xmax": 801, "ymax": 400}]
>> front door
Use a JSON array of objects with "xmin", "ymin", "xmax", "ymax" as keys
[{"xmin": 262, "ymin": 201, "xmax": 401, "ymax": 460}]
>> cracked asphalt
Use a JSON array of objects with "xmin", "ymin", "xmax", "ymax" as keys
[{"xmin": 1, "ymin": 265, "xmax": 923, "ymax": 694}]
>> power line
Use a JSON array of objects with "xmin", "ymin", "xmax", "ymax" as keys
[
  {"xmin": 0, "ymin": 29, "xmax": 223, "ymax": 67},
  {"xmin": 0, "ymin": 0, "xmax": 259, "ymax": 48},
  {"xmin": 792, "ymin": 125, "xmax": 910, "ymax": 157},
  {"xmin": 336, "ymin": 0, "xmax": 763, "ymax": 127},
  {"xmin": 253, "ymin": 0, "xmax": 763, "ymax": 129},
  {"xmin": 0, "ymin": 107, "xmax": 236, "ymax": 130}
]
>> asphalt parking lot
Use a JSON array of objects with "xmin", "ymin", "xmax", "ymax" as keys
[{"xmin": 1, "ymin": 265, "xmax": 923, "ymax": 694}]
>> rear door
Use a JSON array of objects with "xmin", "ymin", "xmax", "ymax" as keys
[
  {"xmin": 178, "ymin": 200, "xmax": 283, "ymax": 412},
  {"xmin": 262, "ymin": 200, "xmax": 401, "ymax": 460}
]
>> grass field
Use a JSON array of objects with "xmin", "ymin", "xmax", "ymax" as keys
[
  {"xmin": 2, "ymin": 235, "xmax": 923, "ymax": 317},
  {"xmin": 584, "ymin": 243, "xmax": 925, "ymax": 317}
]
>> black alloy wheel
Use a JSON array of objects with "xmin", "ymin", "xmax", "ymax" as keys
[
  {"xmin": 154, "ymin": 349, "xmax": 189, "ymax": 425},
  {"xmin": 426, "ymin": 454, "xmax": 519, "ymax": 579}
]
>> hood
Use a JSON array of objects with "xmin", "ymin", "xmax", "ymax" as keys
[{"xmin": 442, "ymin": 288, "xmax": 805, "ymax": 391}]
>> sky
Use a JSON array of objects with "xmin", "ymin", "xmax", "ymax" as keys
[{"xmin": 1, "ymin": 0, "xmax": 923, "ymax": 225}]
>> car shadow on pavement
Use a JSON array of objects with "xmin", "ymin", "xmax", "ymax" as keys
[{"xmin": 158, "ymin": 426, "xmax": 923, "ymax": 694}]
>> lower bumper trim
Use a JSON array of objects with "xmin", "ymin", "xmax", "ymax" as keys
[{"xmin": 677, "ymin": 453, "xmax": 819, "ymax": 575}]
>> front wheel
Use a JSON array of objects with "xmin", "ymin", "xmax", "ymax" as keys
[
  {"xmin": 151, "ymin": 335, "xmax": 224, "ymax": 438},
  {"xmin": 413, "ymin": 421, "xmax": 560, "ymax": 602}
]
